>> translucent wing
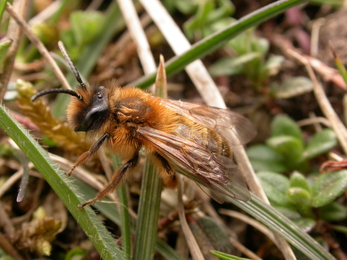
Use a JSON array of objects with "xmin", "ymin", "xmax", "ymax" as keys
[
  {"xmin": 137, "ymin": 126, "xmax": 250, "ymax": 203},
  {"xmin": 161, "ymin": 99, "xmax": 256, "ymax": 145}
]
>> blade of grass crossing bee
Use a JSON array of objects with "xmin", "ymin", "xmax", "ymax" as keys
[
  {"xmin": 133, "ymin": 56, "xmax": 167, "ymax": 260},
  {"xmin": 112, "ymin": 155, "xmax": 131, "ymax": 260}
]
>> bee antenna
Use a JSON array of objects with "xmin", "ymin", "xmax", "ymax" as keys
[
  {"xmin": 31, "ymin": 89, "xmax": 82, "ymax": 102},
  {"xmin": 58, "ymin": 41, "xmax": 87, "ymax": 91}
]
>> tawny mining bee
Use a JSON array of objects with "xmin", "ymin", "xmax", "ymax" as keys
[{"xmin": 31, "ymin": 43, "xmax": 256, "ymax": 208}]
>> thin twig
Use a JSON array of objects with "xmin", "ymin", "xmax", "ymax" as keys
[
  {"xmin": 310, "ymin": 18, "xmax": 325, "ymax": 58},
  {"xmin": 271, "ymin": 34, "xmax": 346, "ymax": 90},
  {"xmin": 288, "ymin": 49, "xmax": 347, "ymax": 155},
  {"xmin": 0, "ymin": 168, "xmax": 23, "ymax": 198},
  {"xmin": 5, "ymin": 3, "xmax": 72, "ymax": 90},
  {"xmin": 0, "ymin": 0, "xmax": 29, "ymax": 101},
  {"xmin": 296, "ymin": 116, "xmax": 331, "ymax": 128},
  {"xmin": 0, "ymin": 202, "xmax": 15, "ymax": 240},
  {"xmin": 0, "ymin": 231, "xmax": 25, "ymax": 260}
]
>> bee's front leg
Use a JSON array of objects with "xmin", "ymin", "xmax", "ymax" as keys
[{"xmin": 66, "ymin": 132, "xmax": 110, "ymax": 176}]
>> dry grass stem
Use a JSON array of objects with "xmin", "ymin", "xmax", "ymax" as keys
[
  {"xmin": 0, "ymin": 0, "xmax": 29, "ymax": 100},
  {"xmin": 288, "ymin": 49, "xmax": 347, "ymax": 155},
  {"xmin": 272, "ymin": 35, "xmax": 346, "ymax": 90},
  {"xmin": 177, "ymin": 177, "xmax": 205, "ymax": 260},
  {"xmin": 5, "ymin": 3, "xmax": 72, "ymax": 90},
  {"xmin": 117, "ymin": 0, "xmax": 156, "ymax": 92},
  {"xmin": 0, "ymin": 168, "xmax": 23, "ymax": 198},
  {"xmin": 297, "ymin": 117, "xmax": 331, "ymax": 128},
  {"xmin": 0, "ymin": 232, "xmax": 25, "ymax": 260},
  {"xmin": 0, "ymin": 201, "xmax": 15, "ymax": 239},
  {"xmin": 140, "ymin": 0, "xmax": 226, "ymax": 108},
  {"xmin": 310, "ymin": 18, "xmax": 325, "ymax": 58}
]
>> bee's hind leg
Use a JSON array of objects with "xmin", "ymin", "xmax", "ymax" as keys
[
  {"xmin": 153, "ymin": 153, "xmax": 177, "ymax": 188},
  {"xmin": 78, "ymin": 152, "xmax": 139, "ymax": 209}
]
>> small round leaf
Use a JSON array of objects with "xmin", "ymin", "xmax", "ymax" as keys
[
  {"xmin": 311, "ymin": 170, "xmax": 347, "ymax": 207},
  {"xmin": 320, "ymin": 202, "xmax": 347, "ymax": 222},
  {"xmin": 302, "ymin": 129, "xmax": 337, "ymax": 160},
  {"xmin": 290, "ymin": 171, "xmax": 311, "ymax": 193},
  {"xmin": 271, "ymin": 115, "xmax": 303, "ymax": 142},
  {"xmin": 266, "ymin": 136, "xmax": 304, "ymax": 166},
  {"xmin": 258, "ymin": 171, "xmax": 293, "ymax": 207}
]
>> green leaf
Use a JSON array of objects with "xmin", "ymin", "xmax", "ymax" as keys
[
  {"xmin": 320, "ymin": 202, "xmax": 347, "ymax": 222},
  {"xmin": 253, "ymin": 37, "xmax": 269, "ymax": 56},
  {"xmin": 70, "ymin": 11, "xmax": 105, "ymax": 46},
  {"xmin": 257, "ymin": 171, "xmax": 293, "ymax": 207},
  {"xmin": 287, "ymin": 187, "xmax": 311, "ymax": 205},
  {"xmin": 275, "ymin": 76, "xmax": 313, "ymax": 99},
  {"xmin": 0, "ymin": 0, "xmax": 8, "ymax": 22},
  {"xmin": 196, "ymin": 216, "xmax": 232, "ymax": 253},
  {"xmin": 247, "ymin": 144, "xmax": 287, "ymax": 173},
  {"xmin": 302, "ymin": 129, "xmax": 337, "ymax": 160},
  {"xmin": 266, "ymin": 136, "xmax": 304, "ymax": 166},
  {"xmin": 331, "ymin": 225, "xmax": 347, "ymax": 235},
  {"xmin": 290, "ymin": 171, "xmax": 311, "ymax": 193},
  {"xmin": 286, "ymin": 187, "xmax": 313, "ymax": 217},
  {"xmin": 0, "ymin": 38, "xmax": 12, "ymax": 70},
  {"xmin": 209, "ymin": 53, "xmax": 260, "ymax": 77},
  {"xmin": 311, "ymin": 170, "xmax": 347, "ymax": 207},
  {"xmin": 265, "ymin": 55, "xmax": 284, "ymax": 76},
  {"xmin": 291, "ymin": 218, "xmax": 316, "ymax": 233},
  {"xmin": 271, "ymin": 115, "xmax": 303, "ymax": 142}
]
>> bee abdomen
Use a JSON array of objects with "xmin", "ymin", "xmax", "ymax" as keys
[{"xmin": 175, "ymin": 121, "xmax": 232, "ymax": 158}]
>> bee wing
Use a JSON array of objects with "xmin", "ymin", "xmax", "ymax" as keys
[
  {"xmin": 161, "ymin": 99, "xmax": 256, "ymax": 145},
  {"xmin": 138, "ymin": 126, "xmax": 250, "ymax": 203}
]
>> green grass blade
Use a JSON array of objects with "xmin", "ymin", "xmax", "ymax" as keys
[
  {"xmin": 0, "ymin": 0, "xmax": 8, "ymax": 23},
  {"xmin": 113, "ymin": 155, "xmax": 132, "ymax": 260},
  {"xmin": 77, "ymin": 181, "xmax": 183, "ymax": 260},
  {"xmin": 131, "ymin": 0, "xmax": 308, "ymax": 89},
  {"xmin": 81, "ymin": 188, "xmax": 183, "ymax": 260},
  {"xmin": 0, "ymin": 104, "xmax": 125, "ymax": 260},
  {"xmin": 229, "ymin": 194, "xmax": 335, "ymax": 260},
  {"xmin": 133, "ymin": 162, "xmax": 162, "ymax": 260}
]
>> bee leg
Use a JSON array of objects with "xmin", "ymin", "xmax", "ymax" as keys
[
  {"xmin": 78, "ymin": 152, "xmax": 139, "ymax": 209},
  {"xmin": 66, "ymin": 132, "xmax": 110, "ymax": 176},
  {"xmin": 154, "ymin": 153, "xmax": 177, "ymax": 188}
]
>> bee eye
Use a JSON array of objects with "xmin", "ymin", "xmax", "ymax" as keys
[{"xmin": 75, "ymin": 86, "xmax": 109, "ymax": 132}]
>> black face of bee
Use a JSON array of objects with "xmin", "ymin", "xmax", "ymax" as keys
[{"xmin": 75, "ymin": 86, "xmax": 110, "ymax": 132}]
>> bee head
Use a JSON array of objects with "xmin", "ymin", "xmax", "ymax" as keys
[
  {"xmin": 68, "ymin": 85, "xmax": 110, "ymax": 132},
  {"xmin": 31, "ymin": 41, "xmax": 110, "ymax": 133}
]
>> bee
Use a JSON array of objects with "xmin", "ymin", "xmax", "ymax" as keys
[{"xmin": 31, "ymin": 45, "xmax": 256, "ymax": 209}]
